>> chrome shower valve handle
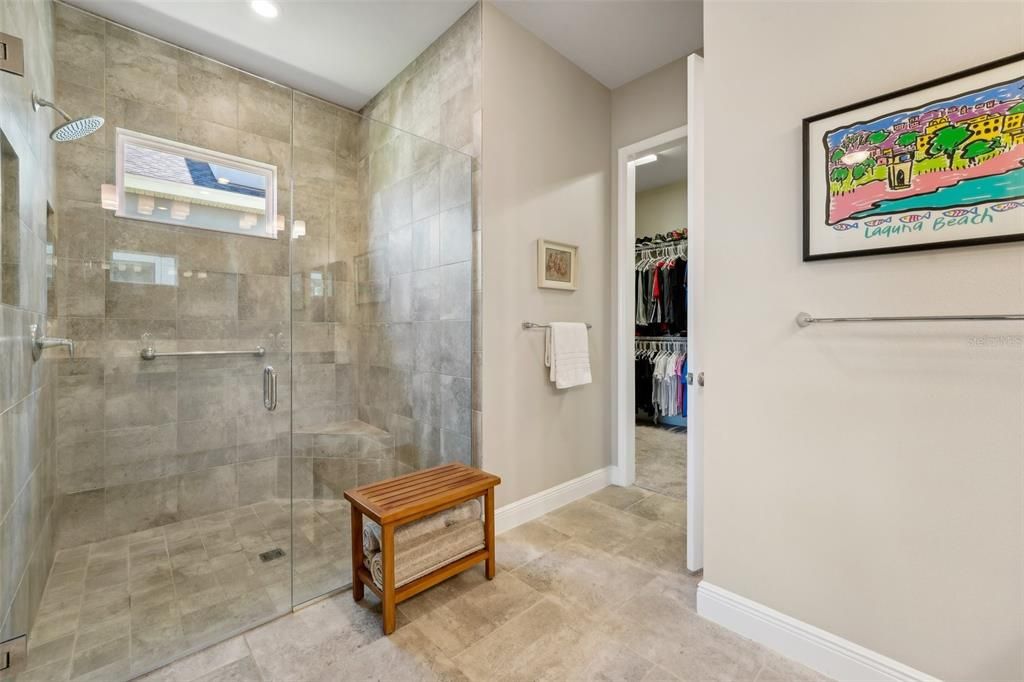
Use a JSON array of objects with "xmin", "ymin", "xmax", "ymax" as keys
[{"xmin": 29, "ymin": 324, "xmax": 74, "ymax": 361}]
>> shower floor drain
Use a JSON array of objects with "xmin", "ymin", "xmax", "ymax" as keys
[{"xmin": 259, "ymin": 548, "xmax": 286, "ymax": 562}]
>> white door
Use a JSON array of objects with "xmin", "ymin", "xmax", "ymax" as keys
[{"xmin": 686, "ymin": 53, "xmax": 705, "ymax": 572}]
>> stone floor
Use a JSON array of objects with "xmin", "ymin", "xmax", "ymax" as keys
[
  {"xmin": 17, "ymin": 499, "xmax": 353, "ymax": 681},
  {"xmin": 88, "ymin": 486, "xmax": 830, "ymax": 682},
  {"xmin": 635, "ymin": 424, "xmax": 686, "ymax": 499}
]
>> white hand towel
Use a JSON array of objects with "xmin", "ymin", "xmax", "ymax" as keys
[{"xmin": 544, "ymin": 322, "xmax": 592, "ymax": 389}]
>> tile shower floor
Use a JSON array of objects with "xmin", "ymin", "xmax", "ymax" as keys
[
  {"xmin": 635, "ymin": 424, "xmax": 686, "ymax": 499},
  {"xmin": 20, "ymin": 499, "xmax": 352, "ymax": 681}
]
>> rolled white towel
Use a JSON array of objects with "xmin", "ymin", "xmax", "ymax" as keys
[
  {"xmin": 366, "ymin": 518, "xmax": 485, "ymax": 589},
  {"xmin": 361, "ymin": 498, "xmax": 482, "ymax": 555},
  {"xmin": 445, "ymin": 498, "xmax": 481, "ymax": 527}
]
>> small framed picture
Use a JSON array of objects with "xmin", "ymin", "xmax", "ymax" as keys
[{"xmin": 537, "ymin": 240, "xmax": 578, "ymax": 290}]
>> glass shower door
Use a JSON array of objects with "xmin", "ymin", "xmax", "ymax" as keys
[
  {"xmin": 288, "ymin": 97, "xmax": 474, "ymax": 605},
  {"xmin": 40, "ymin": 72, "xmax": 295, "ymax": 679}
]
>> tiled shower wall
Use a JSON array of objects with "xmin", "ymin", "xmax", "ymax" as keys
[
  {"xmin": 0, "ymin": 0, "xmax": 59, "ymax": 642},
  {"xmin": 50, "ymin": 2, "xmax": 479, "ymax": 549},
  {"xmin": 50, "ymin": 5, "xmax": 310, "ymax": 548},
  {"xmin": 359, "ymin": 3, "xmax": 482, "ymax": 466}
]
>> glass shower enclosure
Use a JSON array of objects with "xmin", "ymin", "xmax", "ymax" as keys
[{"xmin": 23, "ymin": 27, "xmax": 472, "ymax": 677}]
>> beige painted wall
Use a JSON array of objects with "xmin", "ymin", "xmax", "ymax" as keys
[
  {"xmin": 703, "ymin": 2, "xmax": 1024, "ymax": 679},
  {"xmin": 636, "ymin": 181, "xmax": 687, "ymax": 239},
  {"xmin": 611, "ymin": 58, "xmax": 686, "ymax": 154},
  {"xmin": 480, "ymin": 3, "xmax": 611, "ymax": 506}
]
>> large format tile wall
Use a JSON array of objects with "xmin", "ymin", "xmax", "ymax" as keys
[
  {"xmin": 49, "ymin": 2, "xmax": 479, "ymax": 549},
  {"xmin": 0, "ymin": 0, "xmax": 59, "ymax": 642},
  {"xmin": 50, "ymin": 5, "xmax": 306, "ymax": 548},
  {"xmin": 288, "ymin": 98, "xmax": 365, "ymax": 496},
  {"xmin": 359, "ymin": 3, "xmax": 481, "ymax": 467}
]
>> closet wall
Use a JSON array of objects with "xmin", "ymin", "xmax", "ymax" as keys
[{"xmin": 636, "ymin": 181, "xmax": 687, "ymax": 239}]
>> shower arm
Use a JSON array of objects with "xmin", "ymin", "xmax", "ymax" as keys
[{"xmin": 31, "ymin": 92, "xmax": 72, "ymax": 122}]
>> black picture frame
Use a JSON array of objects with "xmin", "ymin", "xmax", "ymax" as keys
[{"xmin": 802, "ymin": 51, "xmax": 1024, "ymax": 262}]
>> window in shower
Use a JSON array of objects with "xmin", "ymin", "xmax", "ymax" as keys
[
  {"xmin": 113, "ymin": 129, "xmax": 280, "ymax": 239},
  {"xmin": 109, "ymin": 250, "xmax": 178, "ymax": 286}
]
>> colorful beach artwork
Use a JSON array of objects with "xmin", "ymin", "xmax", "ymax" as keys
[{"xmin": 803, "ymin": 53, "xmax": 1024, "ymax": 260}]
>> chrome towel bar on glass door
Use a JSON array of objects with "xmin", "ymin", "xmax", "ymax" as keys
[
  {"xmin": 140, "ymin": 346, "xmax": 266, "ymax": 360},
  {"xmin": 796, "ymin": 311, "xmax": 1024, "ymax": 327},
  {"xmin": 522, "ymin": 322, "xmax": 593, "ymax": 329}
]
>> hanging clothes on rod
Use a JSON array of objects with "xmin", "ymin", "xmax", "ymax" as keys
[
  {"xmin": 635, "ymin": 238, "xmax": 687, "ymax": 335},
  {"xmin": 634, "ymin": 337, "xmax": 687, "ymax": 421}
]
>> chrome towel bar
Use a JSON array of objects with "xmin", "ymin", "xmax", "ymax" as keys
[
  {"xmin": 796, "ymin": 312, "xmax": 1024, "ymax": 327},
  {"xmin": 522, "ymin": 322, "xmax": 593, "ymax": 329},
  {"xmin": 140, "ymin": 346, "xmax": 266, "ymax": 360}
]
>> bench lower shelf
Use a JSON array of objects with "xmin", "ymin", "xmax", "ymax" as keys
[{"xmin": 355, "ymin": 548, "xmax": 491, "ymax": 604}]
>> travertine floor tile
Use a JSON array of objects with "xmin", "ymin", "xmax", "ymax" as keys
[
  {"xmin": 635, "ymin": 424, "xmax": 686, "ymax": 499},
  {"xmin": 30, "ymin": 486, "xmax": 830, "ymax": 682},
  {"xmin": 540, "ymin": 498, "xmax": 656, "ymax": 553},
  {"xmin": 588, "ymin": 483, "xmax": 652, "ymax": 510},
  {"xmin": 413, "ymin": 572, "xmax": 543, "ymax": 657},
  {"xmin": 494, "ymin": 519, "xmax": 570, "ymax": 570},
  {"xmin": 513, "ymin": 538, "xmax": 660, "ymax": 613},
  {"xmin": 624, "ymin": 491, "xmax": 686, "ymax": 527}
]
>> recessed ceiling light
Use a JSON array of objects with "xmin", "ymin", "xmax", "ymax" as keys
[
  {"xmin": 632, "ymin": 154, "xmax": 658, "ymax": 166},
  {"xmin": 217, "ymin": 177, "xmax": 230, "ymax": 184},
  {"xmin": 250, "ymin": 0, "xmax": 278, "ymax": 18}
]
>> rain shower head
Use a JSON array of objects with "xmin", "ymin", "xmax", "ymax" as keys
[{"xmin": 31, "ymin": 91, "xmax": 104, "ymax": 142}]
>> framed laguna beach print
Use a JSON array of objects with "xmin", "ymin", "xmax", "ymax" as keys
[
  {"xmin": 537, "ymin": 240, "xmax": 578, "ymax": 290},
  {"xmin": 803, "ymin": 52, "xmax": 1024, "ymax": 261}
]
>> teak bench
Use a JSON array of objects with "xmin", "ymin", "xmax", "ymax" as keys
[{"xmin": 344, "ymin": 463, "xmax": 501, "ymax": 634}]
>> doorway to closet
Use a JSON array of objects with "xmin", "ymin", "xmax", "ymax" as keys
[
  {"xmin": 613, "ymin": 53, "xmax": 704, "ymax": 573},
  {"xmin": 634, "ymin": 144, "xmax": 688, "ymax": 502}
]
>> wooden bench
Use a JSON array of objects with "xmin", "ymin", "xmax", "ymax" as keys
[{"xmin": 344, "ymin": 463, "xmax": 501, "ymax": 634}]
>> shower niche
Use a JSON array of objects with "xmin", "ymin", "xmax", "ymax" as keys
[{"xmin": 1, "ymin": 130, "xmax": 19, "ymax": 306}]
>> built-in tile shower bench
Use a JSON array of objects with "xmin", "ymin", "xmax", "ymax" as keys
[
  {"xmin": 294, "ymin": 419, "xmax": 396, "ymax": 460},
  {"xmin": 293, "ymin": 419, "xmax": 399, "ymax": 498}
]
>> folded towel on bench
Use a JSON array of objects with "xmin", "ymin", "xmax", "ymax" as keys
[
  {"xmin": 365, "ymin": 518, "xmax": 485, "ymax": 589},
  {"xmin": 362, "ymin": 498, "xmax": 482, "ymax": 554}
]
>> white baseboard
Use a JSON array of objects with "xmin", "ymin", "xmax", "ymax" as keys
[
  {"xmin": 696, "ymin": 583, "xmax": 939, "ymax": 682},
  {"xmin": 494, "ymin": 466, "xmax": 616, "ymax": 534}
]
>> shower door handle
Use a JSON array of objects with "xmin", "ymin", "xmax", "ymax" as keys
[{"xmin": 263, "ymin": 366, "xmax": 278, "ymax": 411}]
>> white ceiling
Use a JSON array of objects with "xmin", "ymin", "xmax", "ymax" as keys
[
  {"xmin": 493, "ymin": 0, "xmax": 702, "ymax": 89},
  {"xmin": 65, "ymin": 0, "xmax": 477, "ymax": 110},
  {"xmin": 636, "ymin": 143, "xmax": 686, "ymax": 192},
  {"xmin": 67, "ymin": 0, "xmax": 702, "ymax": 112}
]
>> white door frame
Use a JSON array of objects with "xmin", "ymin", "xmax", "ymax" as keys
[
  {"xmin": 611, "ymin": 127, "xmax": 688, "ymax": 481},
  {"xmin": 685, "ymin": 53, "xmax": 704, "ymax": 573}
]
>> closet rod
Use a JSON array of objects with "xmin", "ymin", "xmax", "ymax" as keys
[
  {"xmin": 796, "ymin": 312, "xmax": 1024, "ymax": 327},
  {"xmin": 635, "ymin": 241, "xmax": 686, "ymax": 251},
  {"xmin": 635, "ymin": 335, "xmax": 687, "ymax": 341}
]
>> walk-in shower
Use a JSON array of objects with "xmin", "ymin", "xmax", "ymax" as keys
[{"xmin": 0, "ymin": 4, "xmax": 475, "ymax": 679}]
